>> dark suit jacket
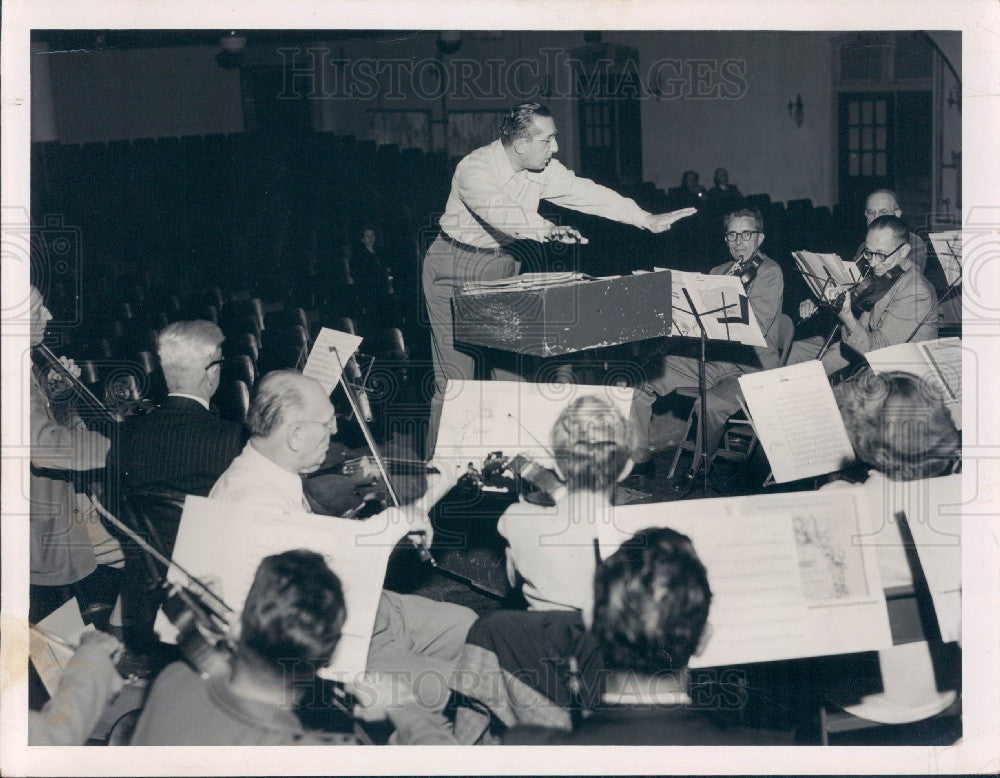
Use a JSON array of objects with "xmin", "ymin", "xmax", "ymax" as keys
[{"xmin": 108, "ymin": 395, "xmax": 244, "ymax": 500}]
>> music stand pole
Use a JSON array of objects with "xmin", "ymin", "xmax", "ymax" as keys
[{"xmin": 681, "ymin": 288, "xmax": 711, "ymax": 495}]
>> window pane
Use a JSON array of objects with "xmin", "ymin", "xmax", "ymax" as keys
[
  {"xmin": 849, "ymin": 152, "xmax": 860, "ymax": 176},
  {"xmin": 862, "ymin": 153, "xmax": 873, "ymax": 176},
  {"xmin": 875, "ymin": 126, "xmax": 887, "ymax": 150},
  {"xmin": 848, "ymin": 101, "xmax": 860, "ymax": 124},
  {"xmin": 862, "ymin": 126, "xmax": 873, "ymax": 150},
  {"xmin": 849, "ymin": 127, "xmax": 860, "ymax": 150},
  {"xmin": 875, "ymin": 100, "xmax": 887, "ymax": 123},
  {"xmin": 862, "ymin": 101, "xmax": 874, "ymax": 124},
  {"xmin": 875, "ymin": 152, "xmax": 887, "ymax": 176}
]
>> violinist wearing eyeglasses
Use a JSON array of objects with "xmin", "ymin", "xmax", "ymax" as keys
[
  {"xmin": 789, "ymin": 214, "xmax": 938, "ymax": 374},
  {"xmin": 629, "ymin": 207, "xmax": 784, "ymax": 476}
]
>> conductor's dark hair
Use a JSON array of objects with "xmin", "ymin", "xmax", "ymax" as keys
[
  {"xmin": 867, "ymin": 214, "xmax": 909, "ymax": 243},
  {"xmin": 500, "ymin": 102, "xmax": 552, "ymax": 146},
  {"xmin": 723, "ymin": 207, "xmax": 763, "ymax": 233},
  {"xmin": 246, "ymin": 370, "xmax": 307, "ymax": 438},
  {"xmin": 551, "ymin": 396, "xmax": 631, "ymax": 492},
  {"xmin": 240, "ymin": 549, "xmax": 346, "ymax": 669},
  {"xmin": 837, "ymin": 371, "xmax": 960, "ymax": 481},
  {"xmin": 593, "ymin": 527, "xmax": 712, "ymax": 676}
]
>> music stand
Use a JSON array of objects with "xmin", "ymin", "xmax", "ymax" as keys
[{"xmin": 677, "ymin": 286, "xmax": 748, "ymax": 495}]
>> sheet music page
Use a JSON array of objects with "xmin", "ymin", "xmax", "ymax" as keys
[
  {"xmin": 738, "ymin": 360, "xmax": 855, "ymax": 482},
  {"xmin": 865, "ymin": 338, "xmax": 962, "ymax": 429},
  {"xmin": 597, "ymin": 490, "xmax": 890, "ymax": 666},
  {"xmin": 657, "ymin": 269, "xmax": 766, "ymax": 347},
  {"xmin": 848, "ymin": 473, "xmax": 962, "ymax": 644},
  {"xmin": 154, "ymin": 497, "xmax": 395, "ymax": 680},
  {"xmin": 793, "ymin": 251, "xmax": 858, "ymax": 298},
  {"xmin": 301, "ymin": 326, "xmax": 364, "ymax": 394},
  {"xmin": 928, "ymin": 230, "xmax": 962, "ymax": 286},
  {"xmin": 433, "ymin": 379, "xmax": 633, "ymax": 465},
  {"xmin": 28, "ymin": 598, "xmax": 95, "ymax": 695}
]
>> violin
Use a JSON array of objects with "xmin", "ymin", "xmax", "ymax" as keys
[
  {"xmin": 832, "ymin": 264, "xmax": 905, "ymax": 317},
  {"xmin": 457, "ymin": 451, "xmax": 567, "ymax": 507},
  {"xmin": 726, "ymin": 252, "xmax": 763, "ymax": 287}
]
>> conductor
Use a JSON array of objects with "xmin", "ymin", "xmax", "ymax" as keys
[{"xmin": 423, "ymin": 101, "xmax": 695, "ymax": 453}]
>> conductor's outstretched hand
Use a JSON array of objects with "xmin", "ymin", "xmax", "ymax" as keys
[{"xmin": 643, "ymin": 207, "xmax": 698, "ymax": 233}]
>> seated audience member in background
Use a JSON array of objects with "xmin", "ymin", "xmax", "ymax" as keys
[
  {"xmin": 108, "ymin": 320, "xmax": 244, "ymax": 650},
  {"xmin": 209, "ymin": 370, "xmax": 476, "ymax": 704},
  {"xmin": 505, "ymin": 527, "xmax": 792, "ymax": 745},
  {"xmin": 705, "ymin": 167, "xmax": 742, "ymax": 208},
  {"xmin": 131, "ymin": 550, "xmax": 362, "ymax": 744},
  {"xmin": 350, "ymin": 225, "xmax": 394, "ymax": 320},
  {"xmin": 498, "ymin": 396, "xmax": 631, "ymax": 619},
  {"xmin": 819, "ymin": 372, "xmax": 961, "ymax": 737},
  {"xmin": 28, "ymin": 284, "xmax": 121, "ymax": 623},
  {"xmin": 790, "ymin": 215, "xmax": 938, "ymax": 375},
  {"xmin": 671, "ymin": 169, "xmax": 707, "ymax": 208},
  {"xmin": 629, "ymin": 207, "xmax": 784, "ymax": 476},
  {"xmin": 30, "ymin": 630, "xmax": 124, "ymax": 745}
]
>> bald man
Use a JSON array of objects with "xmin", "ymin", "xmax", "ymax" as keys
[{"xmin": 210, "ymin": 371, "xmax": 476, "ymax": 710}]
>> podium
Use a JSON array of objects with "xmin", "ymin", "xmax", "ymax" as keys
[{"xmin": 453, "ymin": 272, "xmax": 673, "ymax": 357}]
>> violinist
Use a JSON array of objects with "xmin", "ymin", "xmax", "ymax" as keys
[
  {"xmin": 789, "ymin": 214, "xmax": 938, "ymax": 374},
  {"xmin": 27, "ymin": 284, "xmax": 122, "ymax": 623},
  {"xmin": 208, "ymin": 370, "xmax": 476, "ymax": 710},
  {"xmin": 130, "ymin": 550, "xmax": 361, "ymax": 744},
  {"xmin": 629, "ymin": 207, "xmax": 784, "ymax": 476}
]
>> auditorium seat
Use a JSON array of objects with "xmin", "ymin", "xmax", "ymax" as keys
[
  {"xmin": 215, "ymin": 379, "xmax": 250, "ymax": 424},
  {"xmin": 224, "ymin": 331, "xmax": 260, "ymax": 362},
  {"xmin": 223, "ymin": 353, "xmax": 257, "ymax": 389}
]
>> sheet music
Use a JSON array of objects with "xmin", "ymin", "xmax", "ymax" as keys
[
  {"xmin": 928, "ymin": 230, "xmax": 962, "ymax": 286},
  {"xmin": 597, "ymin": 490, "xmax": 891, "ymax": 667},
  {"xmin": 738, "ymin": 360, "xmax": 855, "ymax": 482},
  {"xmin": 653, "ymin": 268, "xmax": 767, "ymax": 347},
  {"xmin": 301, "ymin": 326, "xmax": 364, "ymax": 394},
  {"xmin": 793, "ymin": 251, "xmax": 862, "ymax": 300},
  {"xmin": 433, "ymin": 379, "xmax": 633, "ymax": 465},
  {"xmin": 460, "ymin": 272, "xmax": 588, "ymax": 295},
  {"xmin": 28, "ymin": 598, "xmax": 95, "ymax": 695},
  {"xmin": 864, "ymin": 338, "xmax": 962, "ymax": 429},
  {"xmin": 154, "ymin": 497, "xmax": 398, "ymax": 680}
]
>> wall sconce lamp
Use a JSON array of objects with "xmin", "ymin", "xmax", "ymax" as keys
[
  {"xmin": 786, "ymin": 93, "xmax": 804, "ymax": 127},
  {"xmin": 436, "ymin": 31, "xmax": 462, "ymax": 56}
]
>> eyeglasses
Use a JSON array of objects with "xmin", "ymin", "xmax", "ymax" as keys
[
  {"xmin": 527, "ymin": 135, "xmax": 557, "ymax": 145},
  {"xmin": 861, "ymin": 241, "xmax": 906, "ymax": 264},
  {"xmin": 205, "ymin": 357, "xmax": 226, "ymax": 371},
  {"xmin": 724, "ymin": 230, "xmax": 760, "ymax": 243}
]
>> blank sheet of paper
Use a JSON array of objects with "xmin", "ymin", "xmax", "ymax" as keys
[
  {"xmin": 739, "ymin": 360, "xmax": 855, "ymax": 482},
  {"xmin": 154, "ymin": 496, "xmax": 395, "ymax": 680},
  {"xmin": 597, "ymin": 490, "xmax": 891, "ymax": 667},
  {"xmin": 29, "ymin": 598, "xmax": 95, "ymax": 695},
  {"xmin": 433, "ymin": 380, "xmax": 633, "ymax": 466}
]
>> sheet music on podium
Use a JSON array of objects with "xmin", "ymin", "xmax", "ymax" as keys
[
  {"xmin": 597, "ymin": 489, "xmax": 892, "ymax": 667},
  {"xmin": 864, "ymin": 338, "xmax": 962, "ymax": 429},
  {"xmin": 154, "ymin": 496, "xmax": 400, "ymax": 680},
  {"xmin": 738, "ymin": 360, "xmax": 856, "ymax": 482},
  {"xmin": 650, "ymin": 268, "xmax": 766, "ymax": 347},
  {"xmin": 301, "ymin": 326, "xmax": 364, "ymax": 394},
  {"xmin": 433, "ymin": 379, "xmax": 633, "ymax": 466}
]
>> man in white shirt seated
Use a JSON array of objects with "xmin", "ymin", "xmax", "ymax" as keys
[{"xmin": 210, "ymin": 370, "xmax": 476, "ymax": 711}]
